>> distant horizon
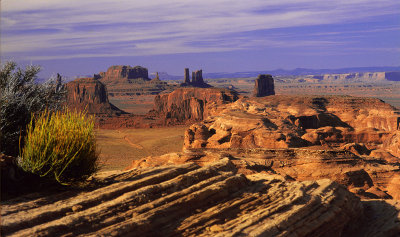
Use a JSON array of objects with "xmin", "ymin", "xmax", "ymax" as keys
[
  {"xmin": 10, "ymin": 62, "xmax": 400, "ymax": 80},
  {"xmin": 65, "ymin": 65, "xmax": 400, "ymax": 81},
  {"xmin": 1, "ymin": 0, "xmax": 399, "ymax": 78}
]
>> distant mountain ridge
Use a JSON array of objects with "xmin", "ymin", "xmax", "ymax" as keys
[
  {"xmin": 150, "ymin": 66, "xmax": 400, "ymax": 80},
  {"xmin": 203, "ymin": 66, "xmax": 400, "ymax": 79}
]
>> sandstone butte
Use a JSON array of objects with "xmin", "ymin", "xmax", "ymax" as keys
[
  {"xmin": 92, "ymin": 87, "xmax": 239, "ymax": 128},
  {"xmin": 66, "ymin": 65, "xmax": 236, "ymax": 128},
  {"xmin": 96, "ymin": 65, "xmax": 176, "ymax": 97},
  {"xmin": 151, "ymin": 87, "xmax": 238, "ymax": 124},
  {"xmin": 180, "ymin": 68, "xmax": 212, "ymax": 88},
  {"xmin": 65, "ymin": 77, "xmax": 125, "ymax": 115},
  {"xmin": 253, "ymin": 74, "xmax": 275, "ymax": 97}
]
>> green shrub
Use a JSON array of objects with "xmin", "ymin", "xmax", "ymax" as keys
[
  {"xmin": 20, "ymin": 108, "xmax": 98, "ymax": 185},
  {"xmin": 0, "ymin": 61, "xmax": 65, "ymax": 156}
]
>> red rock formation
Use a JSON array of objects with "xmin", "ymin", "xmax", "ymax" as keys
[
  {"xmin": 128, "ymin": 147, "xmax": 400, "ymax": 200},
  {"xmin": 387, "ymin": 175, "xmax": 400, "ymax": 199},
  {"xmin": 384, "ymin": 131, "xmax": 400, "ymax": 158},
  {"xmin": 253, "ymin": 74, "xmax": 275, "ymax": 97},
  {"xmin": 181, "ymin": 68, "xmax": 212, "ymax": 88},
  {"xmin": 184, "ymin": 95, "xmax": 399, "ymax": 150},
  {"xmin": 98, "ymin": 65, "xmax": 149, "ymax": 84},
  {"xmin": 153, "ymin": 88, "xmax": 238, "ymax": 124},
  {"xmin": 66, "ymin": 77, "xmax": 124, "ymax": 115},
  {"xmin": 192, "ymin": 70, "xmax": 203, "ymax": 84},
  {"xmin": 184, "ymin": 68, "xmax": 190, "ymax": 84},
  {"xmin": 322, "ymin": 72, "xmax": 388, "ymax": 83},
  {"xmin": 5, "ymin": 159, "xmax": 383, "ymax": 237},
  {"xmin": 95, "ymin": 65, "xmax": 174, "ymax": 98}
]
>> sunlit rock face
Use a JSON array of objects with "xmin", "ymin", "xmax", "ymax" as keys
[
  {"xmin": 66, "ymin": 77, "xmax": 123, "ymax": 115},
  {"xmin": 184, "ymin": 95, "xmax": 399, "ymax": 150},
  {"xmin": 153, "ymin": 87, "xmax": 238, "ymax": 124}
]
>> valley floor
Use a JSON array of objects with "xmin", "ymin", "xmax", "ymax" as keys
[{"xmin": 95, "ymin": 126, "xmax": 188, "ymax": 171}]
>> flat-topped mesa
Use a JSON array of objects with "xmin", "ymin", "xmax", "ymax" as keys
[
  {"xmin": 66, "ymin": 77, "xmax": 124, "ymax": 115},
  {"xmin": 98, "ymin": 65, "xmax": 150, "ymax": 84},
  {"xmin": 94, "ymin": 65, "xmax": 173, "ymax": 98},
  {"xmin": 253, "ymin": 74, "xmax": 275, "ymax": 97},
  {"xmin": 181, "ymin": 68, "xmax": 212, "ymax": 88}
]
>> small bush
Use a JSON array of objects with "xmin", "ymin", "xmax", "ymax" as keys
[
  {"xmin": 0, "ymin": 61, "xmax": 64, "ymax": 156},
  {"xmin": 20, "ymin": 108, "xmax": 98, "ymax": 185}
]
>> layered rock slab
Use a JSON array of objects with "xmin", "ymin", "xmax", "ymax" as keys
[
  {"xmin": 2, "ymin": 159, "xmax": 369, "ymax": 237},
  {"xmin": 128, "ymin": 148, "xmax": 400, "ymax": 200}
]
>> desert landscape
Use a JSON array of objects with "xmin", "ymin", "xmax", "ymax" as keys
[
  {"xmin": 3, "ymin": 64, "xmax": 400, "ymax": 236},
  {"xmin": 1, "ymin": 1, "xmax": 400, "ymax": 236}
]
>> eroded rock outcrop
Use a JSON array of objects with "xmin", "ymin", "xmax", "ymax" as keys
[
  {"xmin": 2, "ymin": 159, "xmax": 381, "ymax": 237},
  {"xmin": 172, "ymin": 95, "xmax": 400, "ymax": 201},
  {"xmin": 384, "ymin": 131, "xmax": 400, "ymax": 158},
  {"xmin": 321, "ymin": 72, "xmax": 388, "ymax": 83},
  {"xmin": 66, "ymin": 77, "xmax": 124, "ymax": 115},
  {"xmin": 180, "ymin": 68, "xmax": 212, "ymax": 88},
  {"xmin": 153, "ymin": 88, "xmax": 238, "ymax": 124},
  {"xmin": 98, "ymin": 65, "xmax": 149, "ymax": 84},
  {"xmin": 95, "ymin": 65, "xmax": 175, "ymax": 98},
  {"xmin": 253, "ymin": 74, "xmax": 275, "ymax": 97},
  {"xmin": 128, "ymin": 147, "xmax": 400, "ymax": 199},
  {"xmin": 184, "ymin": 68, "xmax": 190, "ymax": 84},
  {"xmin": 184, "ymin": 95, "xmax": 399, "ymax": 152}
]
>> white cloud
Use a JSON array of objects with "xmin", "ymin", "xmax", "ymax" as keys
[{"xmin": 1, "ymin": 0, "xmax": 399, "ymax": 60}]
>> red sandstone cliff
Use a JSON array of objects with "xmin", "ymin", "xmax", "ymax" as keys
[
  {"xmin": 184, "ymin": 95, "xmax": 399, "ymax": 152},
  {"xmin": 66, "ymin": 77, "xmax": 124, "ymax": 115},
  {"xmin": 153, "ymin": 88, "xmax": 238, "ymax": 124},
  {"xmin": 95, "ymin": 65, "xmax": 174, "ymax": 98},
  {"xmin": 98, "ymin": 65, "xmax": 149, "ymax": 84}
]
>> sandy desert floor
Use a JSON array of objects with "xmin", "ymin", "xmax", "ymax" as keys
[
  {"xmin": 95, "ymin": 126, "xmax": 188, "ymax": 171},
  {"xmin": 108, "ymin": 94, "xmax": 156, "ymax": 114}
]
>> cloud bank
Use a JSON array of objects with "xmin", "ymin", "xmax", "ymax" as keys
[{"xmin": 1, "ymin": 0, "xmax": 400, "ymax": 61}]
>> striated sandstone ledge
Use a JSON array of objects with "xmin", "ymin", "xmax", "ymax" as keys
[{"xmin": 4, "ymin": 159, "xmax": 396, "ymax": 237}]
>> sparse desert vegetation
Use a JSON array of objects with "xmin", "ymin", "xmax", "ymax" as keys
[
  {"xmin": 1, "ymin": 62, "xmax": 98, "ymax": 199},
  {"xmin": 0, "ymin": 62, "xmax": 64, "ymax": 156},
  {"xmin": 20, "ymin": 109, "xmax": 98, "ymax": 184}
]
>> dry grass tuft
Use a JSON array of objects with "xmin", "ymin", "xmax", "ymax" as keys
[{"xmin": 20, "ymin": 108, "xmax": 98, "ymax": 185}]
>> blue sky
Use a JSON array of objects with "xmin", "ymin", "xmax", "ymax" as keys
[{"xmin": 1, "ymin": 0, "xmax": 400, "ymax": 78}]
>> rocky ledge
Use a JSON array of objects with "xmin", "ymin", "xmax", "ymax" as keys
[
  {"xmin": 4, "ymin": 159, "xmax": 398, "ymax": 236},
  {"xmin": 184, "ymin": 95, "xmax": 399, "ymax": 158}
]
